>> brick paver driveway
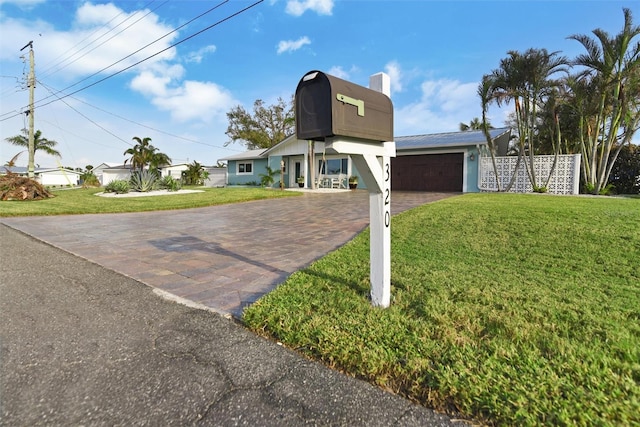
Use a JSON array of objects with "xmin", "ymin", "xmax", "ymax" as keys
[{"xmin": 2, "ymin": 191, "xmax": 455, "ymax": 317}]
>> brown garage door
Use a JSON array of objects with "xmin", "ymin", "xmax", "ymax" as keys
[{"xmin": 391, "ymin": 153, "xmax": 463, "ymax": 192}]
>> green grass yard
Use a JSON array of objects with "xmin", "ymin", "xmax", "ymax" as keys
[
  {"xmin": 243, "ymin": 194, "xmax": 640, "ymax": 426},
  {"xmin": 0, "ymin": 186, "xmax": 298, "ymax": 217}
]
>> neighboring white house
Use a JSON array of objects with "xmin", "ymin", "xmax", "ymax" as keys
[
  {"xmin": 100, "ymin": 164, "xmax": 135, "ymax": 186},
  {"xmin": 161, "ymin": 163, "xmax": 189, "ymax": 179},
  {"xmin": 99, "ymin": 163, "xmax": 218, "ymax": 186},
  {"xmin": 2, "ymin": 166, "xmax": 81, "ymax": 186},
  {"xmin": 92, "ymin": 162, "xmax": 119, "ymax": 185}
]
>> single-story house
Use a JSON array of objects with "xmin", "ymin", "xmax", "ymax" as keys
[
  {"xmin": 92, "ymin": 162, "xmax": 119, "ymax": 185},
  {"xmin": 100, "ymin": 163, "xmax": 224, "ymax": 187},
  {"xmin": 100, "ymin": 163, "xmax": 185, "ymax": 186},
  {"xmin": 220, "ymin": 127, "xmax": 511, "ymax": 193},
  {"xmin": 161, "ymin": 163, "xmax": 189, "ymax": 179},
  {"xmin": 100, "ymin": 164, "xmax": 135, "ymax": 186},
  {"xmin": 1, "ymin": 166, "xmax": 82, "ymax": 186}
]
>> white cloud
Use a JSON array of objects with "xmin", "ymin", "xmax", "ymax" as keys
[
  {"xmin": 285, "ymin": 0, "xmax": 333, "ymax": 16},
  {"xmin": 0, "ymin": 3, "xmax": 178, "ymax": 79},
  {"xmin": 395, "ymin": 78, "xmax": 483, "ymax": 135},
  {"xmin": 277, "ymin": 36, "xmax": 311, "ymax": 54},
  {"xmin": 384, "ymin": 61, "xmax": 403, "ymax": 94},
  {"xmin": 130, "ymin": 71, "xmax": 172, "ymax": 97},
  {"xmin": 185, "ymin": 45, "xmax": 217, "ymax": 64},
  {"xmin": 327, "ymin": 65, "xmax": 349, "ymax": 79},
  {"xmin": 148, "ymin": 80, "xmax": 238, "ymax": 123},
  {"xmin": 326, "ymin": 65, "xmax": 359, "ymax": 80}
]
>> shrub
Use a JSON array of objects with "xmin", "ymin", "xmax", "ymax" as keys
[
  {"xmin": 159, "ymin": 175, "xmax": 182, "ymax": 192},
  {"xmin": 81, "ymin": 171, "xmax": 100, "ymax": 187},
  {"xmin": 104, "ymin": 179, "xmax": 130, "ymax": 194},
  {"xmin": 533, "ymin": 185, "xmax": 548, "ymax": 193},
  {"xmin": 181, "ymin": 161, "xmax": 209, "ymax": 185},
  {"xmin": 130, "ymin": 170, "xmax": 158, "ymax": 192},
  {"xmin": 609, "ymin": 144, "xmax": 640, "ymax": 194}
]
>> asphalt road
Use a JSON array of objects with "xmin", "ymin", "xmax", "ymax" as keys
[{"xmin": 1, "ymin": 224, "xmax": 467, "ymax": 426}]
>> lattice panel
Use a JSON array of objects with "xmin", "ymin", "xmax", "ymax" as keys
[{"xmin": 479, "ymin": 154, "xmax": 580, "ymax": 194}]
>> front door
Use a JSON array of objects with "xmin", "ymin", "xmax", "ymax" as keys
[{"xmin": 293, "ymin": 160, "xmax": 303, "ymax": 187}]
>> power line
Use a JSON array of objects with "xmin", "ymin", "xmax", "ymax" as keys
[
  {"xmin": 31, "ymin": 0, "xmax": 230, "ymax": 109},
  {"xmin": 39, "ymin": 0, "xmax": 169, "ymax": 80},
  {"xmin": 76, "ymin": 97, "xmax": 242, "ymax": 152},
  {"xmin": 38, "ymin": 0, "xmax": 159, "ymax": 77},
  {"xmin": 37, "ymin": 79, "xmax": 242, "ymax": 152},
  {"xmin": 1, "ymin": 0, "xmax": 263, "ymax": 123},
  {"xmin": 38, "ymin": 80, "xmax": 132, "ymax": 146}
]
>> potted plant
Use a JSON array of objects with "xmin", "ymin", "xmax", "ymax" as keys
[
  {"xmin": 348, "ymin": 175, "xmax": 358, "ymax": 189},
  {"xmin": 297, "ymin": 176, "xmax": 305, "ymax": 187}
]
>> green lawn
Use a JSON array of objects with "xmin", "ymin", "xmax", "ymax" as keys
[
  {"xmin": 0, "ymin": 186, "xmax": 298, "ymax": 217},
  {"xmin": 243, "ymin": 194, "xmax": 640, "ymax": 426}
]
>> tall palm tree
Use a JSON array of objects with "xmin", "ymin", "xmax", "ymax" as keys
[
  {"xmin": 568, "ymin": 7, "xmax": 640, "ymax": 194},
  {"xmin": 124, "ymin": 136, "xmax": 172, "ymax": 174},
  {"xmin": 5, "ymin": 129, "xmax": 62, "ymax": 159},
  {"xmin": 482, "ymin": 48, "xmax": 569, "ymax": 189},
  {"xmin": 124, "ymin": 136, "xmax": 153, "ymax": 171}
]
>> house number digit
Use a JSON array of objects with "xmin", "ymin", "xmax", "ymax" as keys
[{"xmin": 384, "ymin": 161, "xmax": 390, "ymax": 228}]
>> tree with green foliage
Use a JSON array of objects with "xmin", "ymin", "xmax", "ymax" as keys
[
  {"xmin": 259, "ymin": 165, "xmax": 278, "ymax": 188},
  {"xmin": 5, "ymin": 129, "xmax": 62, "ymax": 159},
  {"xmin": 148, "ymin": 151, "xmax": 172, "ymax": 171},
  {"xmin": 568, "ymin": 8, "xmax": 640, "ymax": 194},
  {"xmin": 181, "ymin": 161, "xmax": 209, "ymax": 185},
  {"xmin": 608, "ymin": 144, "xmax": 640, "ymax": 194},
  {"xmin": 225, "ymin": 96, "xmax": 295, "ymax": 150},
  {"xmin": 123, "ymin": 137, "xmax": 171, "ymax": 173},
  {"xmin": 80, "ymin": 165, "xmax": 100, "ymax": 187},
  {"xmin": 459, "ymin": 117, "xmax": 486, "ymax": 131},
  {"xmin": 480, "ymin": 48, "xmax": 569, "ymax": 191}
]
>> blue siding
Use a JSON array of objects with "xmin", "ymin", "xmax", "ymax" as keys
[{"xmin": 226, "ymin": 158, "xmax": 268, "ymax": 185}]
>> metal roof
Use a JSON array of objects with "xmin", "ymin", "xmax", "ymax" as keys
[
  {"xmin": 218, "ymin": 148, "xmax": 266, "ymax": 161},
  {"xmin": 218, "ymin": 128, "xmax": 512, "ymax": 162},
  {"xmin": 2, "ymin": 166, "xmax": 81, "ymax": 175},
  {"xmin": 395, "ymin": 127, "xmax": 511, "ymax": 150}
]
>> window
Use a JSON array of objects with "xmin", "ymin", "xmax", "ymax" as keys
[
  {"xmin": 237, "ymin": 161, "xmax": 253, "ymax": 175},
  {"xmin": 318, "ymin": 158, "xmax": 348, "ymax": 175}
]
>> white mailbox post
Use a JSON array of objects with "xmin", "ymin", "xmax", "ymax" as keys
[{"xmin": 295, "ymin": 71, "xmax": 396, "ymax": 307}]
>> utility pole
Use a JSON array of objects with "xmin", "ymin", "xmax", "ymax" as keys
[{"xmin": 21, "ymin": 41, "xmax": 35, "ymax": 178}]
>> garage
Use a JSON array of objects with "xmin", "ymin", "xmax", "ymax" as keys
[{"xmin": 391, "ymin": 153, "xmax": 464, "ymax": 192}]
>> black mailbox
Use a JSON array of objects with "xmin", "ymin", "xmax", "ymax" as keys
[{"xmin": 296, "ymin": 70, "xmax": 393, "ymax": 142}]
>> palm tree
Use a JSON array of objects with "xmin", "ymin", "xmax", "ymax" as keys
[
  {"xmin": 5, "ymin": 129, "xmax": 62, "ymax": 158},
  {"xmin": 181, "ymin": 161, "xmax": 208, "ymax": 185},
  {"xmin": 124, "ymin": 136, "xmax": 153, "ymax": 171},
  {"xmin": 568, "ymin": 7, "xmax": 640, "ymax": 194},
  {"xmin": 481, "ymin": 48, "xmax": 569, "ymax": 189},
  {"xmin": 478, "ymin": 77, "xmax": 510, "ymax": 191},
  {"xmin": 149, "ymin": 151, "xmax": 172, "ymax": 172},
  {"xmin": 459, "ymin": 117, "xmax": 486, "ymax": 131},
  {"xmin": 123, "ymin": 137, "xmax": 171, "ymax": 173}
]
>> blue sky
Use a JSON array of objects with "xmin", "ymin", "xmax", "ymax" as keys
[{"xmin": 0, "ymin": 0, "xmax": 637, "ymax": 169}]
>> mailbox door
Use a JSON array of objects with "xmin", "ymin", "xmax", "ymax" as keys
[{"xmin": 296, "ymin": 72, "xmax": 332, "ymax": 141}]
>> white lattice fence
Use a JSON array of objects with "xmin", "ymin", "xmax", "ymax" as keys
[{"xmin": 479, "ymin": 154, "xmax": 581, "ymax": 195}]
